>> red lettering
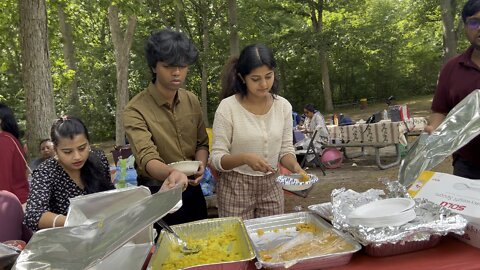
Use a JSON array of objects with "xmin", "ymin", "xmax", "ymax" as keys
[{"xmin": 439, "ymin": 201, "xmax": 466, "ymax": 211}]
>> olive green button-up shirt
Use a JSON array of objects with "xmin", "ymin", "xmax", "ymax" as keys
[{"xmin": 123, "ymin": 83, "xmax": 209, "ymax": 179}]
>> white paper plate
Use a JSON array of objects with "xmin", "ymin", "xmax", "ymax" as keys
[
  {"xmin": 348, "ymin": 198, "xmax": 416, "ymax": 228},
  {"xmin": 349, "ymin": 208, "xmax": 416, "ymax": 228},
  {"xmin": 168, "ymin": 161, "xmax": 201, "ymax": 176},
  {"xmin": 276, "ymin": 174, "xmax": 319, "ymax": 191}
]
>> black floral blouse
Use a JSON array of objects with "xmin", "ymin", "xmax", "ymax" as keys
[{"xmin": 24, "ymin": 149, "xmax": 114, "ymax": 231}]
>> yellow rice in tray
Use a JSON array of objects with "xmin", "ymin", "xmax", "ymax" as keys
[{"xmin": 159, "ymin": 226, "xmax": 243, "ymax": 270}]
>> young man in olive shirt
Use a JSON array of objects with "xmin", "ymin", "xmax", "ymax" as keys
[{"xmin": 123, "ymin": 29, "xmax": 209, "ymax": 225}]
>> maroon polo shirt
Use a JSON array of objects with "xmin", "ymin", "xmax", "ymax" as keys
[{"xmin": 432, "ymin": 45, "xmax": 480, "ymax": 166}]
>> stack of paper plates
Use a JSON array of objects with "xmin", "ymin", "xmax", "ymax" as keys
[{"xmin": 348, "ymin": 198, "xmax": 416, "ymax": 228}]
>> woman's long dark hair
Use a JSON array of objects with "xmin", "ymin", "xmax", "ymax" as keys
[
  {"xmin": 51, "ymin": 116, "xmax": 112, "ymax": 193},
  {"xmin": 220, "ymin": 43, "xmax": 280, "ymax": 100},
  {"xmin": 0, "ymin": 103, "xmax": 21, "ymax": 140}
]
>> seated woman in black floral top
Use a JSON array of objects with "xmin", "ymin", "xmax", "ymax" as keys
[{"xmin": 24, "ymin": 116, "xmax": 115, "ymax": 231}]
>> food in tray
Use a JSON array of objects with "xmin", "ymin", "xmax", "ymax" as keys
[
  {"xmin": 159, "ymin": 226, "xmax": 243, "ymax": 270},
  {"xmin": 259, "ymin": 230, "xmax": 353, "ymax": 263},
  {"xmin": 295, "ymin": 222, "xmax": 318, "ymax": 233},
  {"xmin": 257, "ymin": 228, "xmax": 265, "ymax": 236}
]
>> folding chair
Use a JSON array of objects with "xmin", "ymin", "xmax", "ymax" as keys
[{"xmin": 298, "ymin": 130, "xmax": 326, "ymax": 176}]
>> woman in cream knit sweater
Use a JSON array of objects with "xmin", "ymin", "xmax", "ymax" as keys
[{"xmin": 210, "ymin": 44, "xmax": 307, "ymax": 219}]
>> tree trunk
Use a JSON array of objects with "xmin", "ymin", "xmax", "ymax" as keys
[
  {"xmin": 440, "ymin": 0, "xmax": 457, "ymax": 62},
  {"xmin": 175, "ymin": 0, "xmax": 181, "ymax": 31},
  {"xmin": 310, "ymin": 0, "xmax": 333, "ymax": 112},
  {"xmin": 108, "ymin": 5, "xmax": 137, "ymax": 146},
  {"xmin": 200, "ymin": 3, "xmax": 210, "ymax": 127},
  {"xmin": 227, "ymin": 0, "xmax": 239, "ymax": 56},
  {"xmin": 58, "ymin": 3, "xmax": 80, "ymax": 117},
  {"xmin": 319, "ymin": 51, "xmax": 333, "ymax": 111},
  {"xmin": 19, "ymin": 0, "xmax": 56, "ymax": 157}
]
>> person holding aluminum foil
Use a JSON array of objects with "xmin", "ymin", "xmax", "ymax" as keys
[{"xmin": 424, "ymin": 0, "xmax": 480, "ymax": 179}]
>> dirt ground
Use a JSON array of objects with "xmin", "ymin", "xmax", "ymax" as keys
[{"xmin": 283, "ymin": 94, "xmax": 454, "ymax": 212}]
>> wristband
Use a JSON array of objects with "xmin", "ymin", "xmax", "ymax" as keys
[{"xmin": 53, "ymin": 214, "xmax": 61, "ymax": 228}]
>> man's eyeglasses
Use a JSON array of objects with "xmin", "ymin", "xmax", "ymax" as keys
[{"xmin": 466, "ymin": 18, "xmax": 480, "ymax": 30}]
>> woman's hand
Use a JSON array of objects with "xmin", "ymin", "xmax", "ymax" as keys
[
  {"xmin": 243, "ymin": 153, "xmax": 276, "ymax": 173},
  {"xmin": 160, "ymin": 170, "xmax": 188, "ymax": 191}
]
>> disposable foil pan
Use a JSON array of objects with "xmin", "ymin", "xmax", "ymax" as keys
[
  {"xmin": 244, "ymin": 212, "xmax": 361, "ymax": 269},
  {"xmin": 0, "ymin": 243, "xmax": 20, "ymax": 269},
  {"xmin": 364, "ymin": 234, "xmax": 442, "ymax": 256},
  {"xmin": 148, "ymin": 217, "xmax": 255, "ymax": 270},
  {"xmin": 308, "ymin": 202, "xmax": 444, "ymax": 256},
  {"xmin": 308, "ymin": 202, "xmax": 333, "ymax": 221}
]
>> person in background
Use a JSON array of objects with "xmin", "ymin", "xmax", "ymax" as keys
[
  {"xmin": 123, "ymin": 28, "xmax": 207, "ymax": 226},
  {"xmin": 24, "ymin": 116, "xmax": 115, "ymax": 231},
  {"xmin": 0, "ymin": 103, "xmax": 29, "ymax": 206},
  {"xmin": 424, "ymin": 0, "xmax": 480, "ymax": 179},
  {"xmin": 29, "ymin": 139, "xmax": 54, "ymax": 171},
  {"xmin": 210, "ymin": 44, "xmax": 307, "ymax": 219},
  {"xmin": 298, "ymin": 103, "xmax": 329, "ymax": 143}
]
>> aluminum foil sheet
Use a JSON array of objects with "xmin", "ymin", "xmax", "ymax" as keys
[
  {"xmin": 13, "ymin": 186, "xmax": 182, "ymax": 270},
  {"xmin": 244, "ymin": 212, "xmax": 361, "ymax": 270},
  {"xmin": 399, "ymin": 89, "xmax": 480, "ymax": 186},
  {"xmin": 1, "ymin": 243, "xmax": 20, "ymax": 269},
  {"xmin": 328, "ymin": 186, "xmax": 468, "ymax": 246},
  {"xmin": 148, "ymin": 217, "xmax": 255, "ymax": 270}
]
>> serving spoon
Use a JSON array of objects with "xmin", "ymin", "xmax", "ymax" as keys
[{"xmin": 156, "ymin": 219, "xmax": 200, "ymax": 255}]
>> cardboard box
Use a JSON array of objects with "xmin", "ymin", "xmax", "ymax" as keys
[{"xmin": 407, "ymin": 171, "xmax": 480, "ymax": 248}]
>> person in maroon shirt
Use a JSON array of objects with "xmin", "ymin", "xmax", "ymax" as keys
[
  {"xmin": 425, "ymin": 0, "xmax": 480, "ymax": 179},
  {"xmin": 0, "ymin": 103, "xmax": 29, "ymax": 204}
]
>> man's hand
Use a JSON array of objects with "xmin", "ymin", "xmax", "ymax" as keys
[
  {"xmin": 160, "ymin": 170, "xmax": 188, "ymax": 191},
  {"xmin": 424, "ymin": 112, "xmax": 446, "ymax": 134},
  {"xmin": 188, "ymin": 163, "xmax": 205, "ymax": 186}
]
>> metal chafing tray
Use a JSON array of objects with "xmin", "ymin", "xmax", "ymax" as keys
[
  {"xmin": 244, "ymin": 212, "xmax": 361, "ymax": 269},
  {"xmin": 147, "ymin": 217, "xmax": 256, "ymax": 270},
  {"xmin": 13, "ymin": 186, "xmax": 182, "ymax": 270}
]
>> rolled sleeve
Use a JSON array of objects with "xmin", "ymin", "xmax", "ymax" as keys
[
  {"xmin": 279, "ymin": 101, "xmax": 295, "ymax": 160},
  {"xmin": 195, "ymin": 100, "xmax": 210, "ymax": 153},
  {"xmin": 123, "ymin": 107, "xmax": 163, "ymax": 176},
  {"xmin": 210, "ymin": 111, "xmax": 233, "ymax": 172}
]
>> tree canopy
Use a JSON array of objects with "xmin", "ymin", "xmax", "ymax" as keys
[{"xmin": 0, "ymin": 0, "xmax": 469, "ymax": 143}]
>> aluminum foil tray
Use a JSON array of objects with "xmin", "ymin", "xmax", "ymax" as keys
[
  {"xmin": 244, "ymin": 212, "xmax": 361, "ymax": 269},
  {"xmin": 364, "ymin": 234, "xmax": 442, "ymax": 256},
  {"xmin": 148, "ymin": 217, "xmax": 255, "ymax": 270},
  {"xmin": 308, "ymin": 202, "xmax": 333, "ymax": 221},
  {"xmin": 308, "ymin": 202, "xmax": 444, "ymax": 257}
]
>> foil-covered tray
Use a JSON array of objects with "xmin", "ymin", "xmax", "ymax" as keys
[
  {"xmin": 244, "ymin": 212, "xmax": 361, "ymax": 269},
  {"xmin": 148, "ymin": 217, "xmax": 255, "ymax": 270},
  {"xmin": 1, "ymin": 243, "xmax": 20, "ymax": 269},
  {"xmin": 308, "ymin": 202, "xmax": 443, "ymax": 256},
  {"xmin": 308, "ymin": 202, "xmax": 333, "ymax": 221},
  {"xmin": 14, "ymin": 186, "xmax": 182, "ymax": 270}
]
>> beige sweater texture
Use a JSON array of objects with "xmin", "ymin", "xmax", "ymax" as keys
[{"xmin": 210, "ymin": 95, "xmax": 295, "ymax": 176}]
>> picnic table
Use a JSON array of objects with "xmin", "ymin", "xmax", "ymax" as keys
[{"xmin": 324, "ymin": 117, "xmax": 427, "ymax": 169}]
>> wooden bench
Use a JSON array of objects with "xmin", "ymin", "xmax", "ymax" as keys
[{"xmin": 322, "ymin": 142, "xmax": 401, "ymax": 170}]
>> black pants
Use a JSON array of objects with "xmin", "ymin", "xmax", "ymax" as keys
[
  {"xmin": 138, "ymin": 177, "xmax": 208, "ymax": 241},
  {"xmin": 453, "ymin": 156, "xmax": 480, "ymax": 179}
]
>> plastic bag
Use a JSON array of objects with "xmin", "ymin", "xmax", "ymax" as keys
[
  {"xmin": 200, "ymin": 167, "xmax": 216, "ymax": 196},
  {"xmin": 114, "ymin": 155, "xmax": 137, "ymax": 188}
]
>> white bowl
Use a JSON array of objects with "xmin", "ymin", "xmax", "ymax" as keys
[
  {"xmin": 168, "ymin": 161, "xmax": 201, "ymax": 176},
  {"xmin": 348, "ymin": 198, "xmax": 416, "ymax": 228},
  {"xmin": 276, "ymin": 174, "xmax": 319, "ymax": 191}
]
